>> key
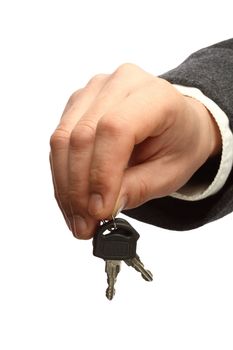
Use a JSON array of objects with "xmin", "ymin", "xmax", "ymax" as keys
[
  {"xmin": 93, "ymin": 218, "xmax": 139, "ymax": 300},
  {"xmin": 93, "ymin": 218, "xmax": 153, "ymax": 300},
  {"xmin": 124, "ymin": 255, "xmax": 153, "ymax": 281},
  {"xmin": 105, "ymin": 260, "xmax": 121, "ymax": 300}
]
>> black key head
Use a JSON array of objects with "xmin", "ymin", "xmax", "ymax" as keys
[{"xmin": 93, "ymin": 218, "xmax": 140, "ymax": 260}]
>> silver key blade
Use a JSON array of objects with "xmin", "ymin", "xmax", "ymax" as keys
[
  {"xmin": 105, "ymin": 260, "xmax": 121, "ymax": 300},
  {"xmin": 124, "ymin": 255, "xmax": 153, "ymax": 282}
]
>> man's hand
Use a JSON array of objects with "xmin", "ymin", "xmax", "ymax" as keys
[{"xmin": 50, "ymin": 63, "xmax": 221, "ymax": 239}]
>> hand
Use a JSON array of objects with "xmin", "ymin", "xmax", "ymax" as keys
[{"xmin": 50, "ymin": 63, "xmax": 221, "ymax": 239}]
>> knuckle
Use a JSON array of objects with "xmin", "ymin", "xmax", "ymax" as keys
[
  {"xmin": 55, "ymin": 192, "xmax": 68, "ymax": 211},
  {"xmin": 68, "ymin": 189, "xmax": 86, "ymax": 214},
  {"xmin": 97, "ymin": 115, "xmax": 127, "ymax": 137},
  {"xmin": 53, "ymin": 190, "xmax": 70, "ymax": 215},
  {"xmin": 70, "ymin": 120, "xmax": 96, "ymax": 149},
  {"xmin": 114, "ymin": 63, "xmax": 138, "ymax": 76},
  {"xmin": 67, "ymin": 89, "xmax": 83, "ymax": 106},
  {"xmin": 50, "ymin": 128, "xmax": 70, "ymax": 150},
  {"xmin": 90, "ymin": 167, "xmax": 110, "ymax": 192},
  {"xmin": 68, "ymin": 190, "xmax": 80, "ymax": 208},
  {"xmin": 87, "ymin": 74, "xmax": 108, "ymax": 86},
  {"xmin": 54, "ymin": 191, "xmax": 62, "ymax": 206}
]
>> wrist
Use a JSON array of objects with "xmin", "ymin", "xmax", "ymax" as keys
[
  {"xmin": 207, "ymin": 111, "xmax": 222, "ymax": 157},
  {"xmin": 184, "ymin": 96, "xmax": 222, "ymax": 159}
]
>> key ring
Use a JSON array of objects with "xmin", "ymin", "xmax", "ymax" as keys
[
  {"xmin": 111, "ymin": 215, "xmax": 117, "ymax": 230},
  {"xmin": 100, "ymin": 215, "xmax": 117, "ymax": 232}
]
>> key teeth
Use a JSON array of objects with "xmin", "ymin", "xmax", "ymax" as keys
[
  {"xmin": 105, "ymin": 260, "xmax": 121, "ymax": 300},
  {"xmin": 106, "ymin": 287, "xmax": 115, "ymax": 300},
  {"xmin": 141, "ymin": 270, "xmax": 153, "ymax": 282},
  {"xmin": 124, "ymin": 257, "xmax": 153, "ymax": 282}
]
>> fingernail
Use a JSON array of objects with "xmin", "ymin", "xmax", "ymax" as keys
[
  {"xmin": 73, "ymin": 215, "xmax": 88, "ymax": 236},
  {"xmin": 113, "ymin": 195, "xmax": 128, "ymax": 217},
  {"xmin": 88, "ymin": 193, "xmax": 104, "ymax": 216}
]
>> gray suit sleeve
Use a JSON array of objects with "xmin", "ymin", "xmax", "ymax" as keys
[{"xmin": 123, "ymin": 38, "xmax": 233, "ymax": 230}]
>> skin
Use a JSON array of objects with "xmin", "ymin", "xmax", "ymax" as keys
[{"xmin": 50, "ymin": 63, "xmax": 222, "ymax": 239}]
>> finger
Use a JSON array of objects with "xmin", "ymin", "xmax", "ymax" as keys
[
  {"xmin": 49, "ymin": 152, "xmax": 72, "ymax": 230},
  {"xmin": 68, "ymin": 67, "xmax": 153, "ymax": 234},
  {"xmin": 50, "ymin": 75, "xmax": 109, "ymax": 237},
  {"xmin": 87, "ymin": 80, "xmax": 176, "ymax": 219},
  {"xmin": 50, "ymin": 103, "xmax": 82, "ymax": 226}
]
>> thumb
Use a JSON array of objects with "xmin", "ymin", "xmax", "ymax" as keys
[{"xmin": 112, "ymin": 160, "xmax": 180, "ymax": 215}]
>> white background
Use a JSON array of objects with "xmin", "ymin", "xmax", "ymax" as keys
[{"xmin": 0, "ymin": 1, "xmax": 233, "ymax": 349}]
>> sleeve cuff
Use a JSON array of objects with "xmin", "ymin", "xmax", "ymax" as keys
[{"xmin": 169, "ymin": 85, "xmax": 233, "ymax": 201}]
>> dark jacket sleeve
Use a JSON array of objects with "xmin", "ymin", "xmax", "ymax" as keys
[{"xmin": 123, "ymin": 38, "xmax": 233, "ymax": 231}]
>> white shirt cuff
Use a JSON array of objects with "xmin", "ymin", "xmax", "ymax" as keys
[{"xmin": 169, "ymin": 85, "xmax": 233, "ymax": 201}]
